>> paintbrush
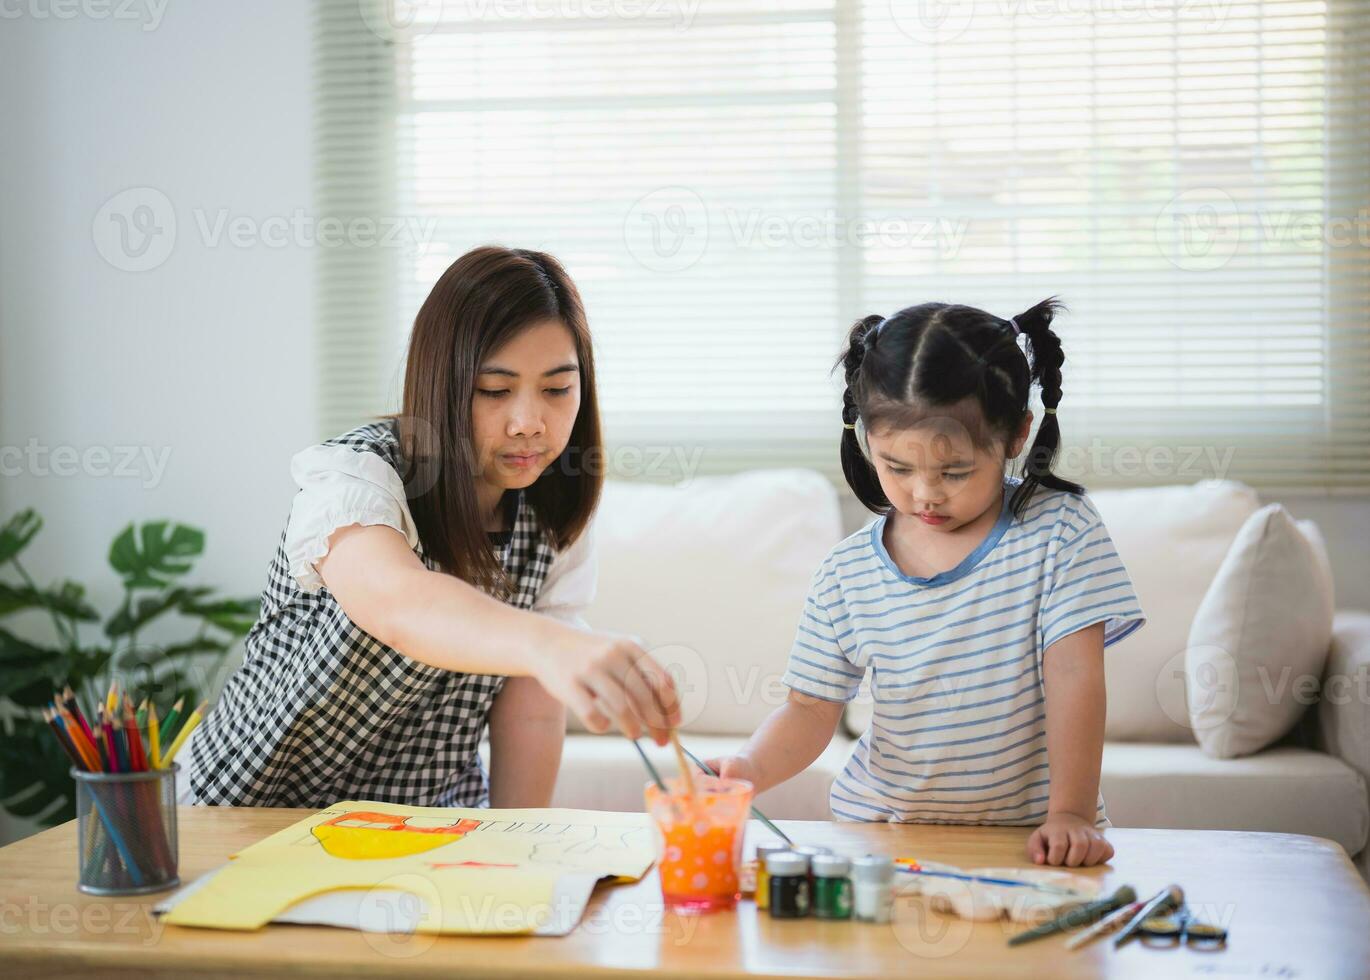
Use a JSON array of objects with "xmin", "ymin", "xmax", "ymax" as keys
[{"xmin": 675, "ymin": 743, "xmax": 794, "ymax": 847}]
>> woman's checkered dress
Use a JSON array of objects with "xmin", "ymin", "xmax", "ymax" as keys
[{"xmin": 186, "ymin": 420, "xmax": 556, "ymax": 808}]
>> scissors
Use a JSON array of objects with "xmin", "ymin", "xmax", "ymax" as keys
[{"xmin": 1137, "ymin": 906, "xmax": 1228, "ymax": 950}]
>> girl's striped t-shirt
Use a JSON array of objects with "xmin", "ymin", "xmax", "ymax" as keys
[{"xmin": 782, "ymin": 478, "xmax": 1145, "ymax": 826}]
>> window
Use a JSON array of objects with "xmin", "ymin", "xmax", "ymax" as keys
[{"xmin": 316, "ymin": 0, "xmax": 1370, "ymax": 490}]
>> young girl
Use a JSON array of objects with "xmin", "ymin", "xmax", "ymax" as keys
[
  {"xmin": 710, "ymin": 299, "xmax": 1144, "ymax": 867},
  {"xmin": 179, "ymin": 246, "xmax": 680, "ymax": 809}
]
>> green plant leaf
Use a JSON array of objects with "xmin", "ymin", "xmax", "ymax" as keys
[
  {"xmin": 0, "ymin": 510, "xmax": 41, "ymax": 564},
  {"xmin": 0, "ymin": 627, "xmax": 71, "ymax": 703},
  {"xmin": 108, "ymin": 521, "xmax": 204, "ymax": 589},
  {"xmin": 155, "ymin": 637, "xmax": 230, "ymax": 660},
  {"xmin": 68, "ymin": 645, "xmax": 113, "ymax": 679},
  {"xmin": 0, "ymin": 625, "xmax": 66, "ymax": 668},
  {"xmin": 0, "ymin": 580, "xmax": 100, "ymax": 621},
  {"xmin": 179, "ymin": 595, "xmax": 260, "ymax": 635},
  {"xmin": 0, "ymin": 722, "xmax": 74, "ymax": 825},
  {"xmin": 104, "ymin": 585, "xmax": 214, "ymax": 638}
]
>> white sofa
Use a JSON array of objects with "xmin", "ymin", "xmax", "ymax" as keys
[{"xmin": 540, "ymin": 471, "xmax": 1370, "ymax": 878}]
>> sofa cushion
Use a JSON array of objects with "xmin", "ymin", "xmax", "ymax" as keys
[
  {"xmin": 579, "ymin": 470, "xmax": 843, "ymax": 736},
  {"xmin": 1101, "ymin": 742, "xmax": 1368, "ymax": 856},
  {"xmin": 546, "ymin": 733, "xmax": 855, "ymax": 821},
  {"xmin": 1090, "ymin": 481, "xmax": 1261, "ymax": 742},
  {"xmin": 1186, "ymin": 507, "xmax": 1335, "ymax": 758}
]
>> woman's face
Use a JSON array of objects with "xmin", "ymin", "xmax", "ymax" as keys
[{"xmin": 472, "ymin": 318, "xmax": 582, "ymax": 503}]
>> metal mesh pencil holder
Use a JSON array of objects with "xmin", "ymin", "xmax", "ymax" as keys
[{"xmin": 72, "ymin": 764, "xmax": 180, "ymax": 895}]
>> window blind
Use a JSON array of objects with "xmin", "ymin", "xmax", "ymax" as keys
[{"xmin": 316, "ymin": 0, "xmax": 1370, "ymax": 490}]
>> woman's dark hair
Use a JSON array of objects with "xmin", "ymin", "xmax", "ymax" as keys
[
  {"xmin": 383, "ymin": 245, "xmax": 602, "ymax": 595},
  {"xmin": 838, "ymin": 297, "xmax": 1082, "ymax": 519}
]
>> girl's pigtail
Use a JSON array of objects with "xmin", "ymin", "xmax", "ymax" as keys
[
  {"xmin": 839, "ymin": 314, "xmax": 891, "ymax": 513},
  {"xmin": 1012, "ymin": 296, "xmax": 1084, "ymax": 515}
]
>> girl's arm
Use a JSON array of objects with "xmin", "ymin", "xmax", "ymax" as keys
[
  {"xmin": 1029, "ymin": 621, "xmax": 1114, "ymax": 867},
  {"xmin": 487, "ymin": 676, "xmax": 564, "ymax": 808},
  {"xmin": 317, "ymin": 522, "xmax": 681, "ymax": 743},
  {"xmin": 707, "ymin": 688, "xmax": 845, "ymax": 793}
]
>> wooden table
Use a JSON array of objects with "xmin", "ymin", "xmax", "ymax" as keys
[{"xmin": 2, "ymin": 807, "xmax": 1368, "ymax": 979}]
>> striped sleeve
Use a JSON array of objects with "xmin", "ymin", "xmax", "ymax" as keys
[
  {"xmin": 781, "ymin": 567, "xmax": 865, "ymax": 703},
  {"xmin": 1039, "ymin": 503, "xmax": 1146, "ymax": 652}
]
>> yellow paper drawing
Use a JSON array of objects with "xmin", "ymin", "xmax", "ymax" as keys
[{"xmin": 161, "ymin": 800, "xmax": 654, "ymax": 936}]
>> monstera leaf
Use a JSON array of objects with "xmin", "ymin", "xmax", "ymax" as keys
[
  {"xmin": 178, "ymin": 596, "xmax": 260, "ymax": 636},
  {"xmin": 105, "ymin": 586, "xmax": 214, "ymax": 638},
  {"xmin": 108, "ymin": 521, "xmax": 204, "ymax": 589},
  {"xmin": 0, "ymin": 720, "xmax": 73, "ymax": 822},
  {"xmin": 0, "ymin": 510, "xmax": 253, "ymax": 828},
  {"xmin": 0, "ymin": 581, "xmax": 99, "ymax": 621}
]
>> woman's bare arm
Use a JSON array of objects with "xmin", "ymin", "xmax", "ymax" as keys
[{"xmin": 316, "ymin": 522, "xmax": 681, "ymax": 743}]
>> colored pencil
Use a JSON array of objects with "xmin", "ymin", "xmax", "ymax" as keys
[
  {"xmin": 62, "ymin": 686, "xmax": 97, "ymax": 750},
  {"xmin": 122, "ymin": 698, "xmax": 146, "ymax": 771},
  {"xmin": 135, "ymin": 699, "xmax": 147, "ymax": 729},
  {"xmin": 105, "ymin": 680, "xmax": 118, "ymax": 717},
  {"xmin": 160, "ymin": 700, "xmax": 207, "ymax": 767},
  {"xmin": 43, "ymin": 707, "xmax": 145, "ymax": 886},
  {"xmin": 54, "ymin": 706, "xmax": 99, "ymax": 771},
  {"xmin": 100, "ymin": 709, "xmax": 121, "ymax": 774},
  {"xmin": 148, "ymin": 704, "xmax": 161, "ymax": 769},
  {"xmin": 159, "ymin": 697, "xmax": 185, "ymax": 747}
]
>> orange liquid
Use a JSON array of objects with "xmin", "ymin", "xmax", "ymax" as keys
[{"xmin": 646, "ymin": 777, "xmax": 753, "ymax": 914}]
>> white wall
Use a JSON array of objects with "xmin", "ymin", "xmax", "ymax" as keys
[{"xmin": 0, "ymin": 3, "xmax": 315, "ymax": 842}]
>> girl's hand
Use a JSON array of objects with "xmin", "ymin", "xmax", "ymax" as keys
[
  {"xmin": 1027, "ymin": 812, "xmax": 1114, "ymax": 867},
  {"xmin": 530, "ymin": 627, "xmax": 682, "ymax": 746},
  {"xmin": 701, "ymin": 755, "xmax": 760, "ymax": 785}
]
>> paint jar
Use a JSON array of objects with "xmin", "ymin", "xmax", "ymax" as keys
[
  {"xmin": 645, "ymin": 775, "xmax": 754, "ymax": 914},
  {"xmin": 851, "ymin": 854, "xmax": 895, "ymax": 923},
  {"xmin": 765, "ymin": 851, "xmax": 811, "ymax": 919},
  {"xmin": 812, "ymin": 854, "xmax": 853, "ymax": 919},
  {"xmin": 753, "ymin": 843, "xmax": 790, "ymax": 910}
]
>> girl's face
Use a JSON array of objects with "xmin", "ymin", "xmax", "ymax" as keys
[
  {"xmin": 865, "ymin": 408, "xmax": 1032, "ymax": 533},
  {"xmin": 472, "ymin": 318, "xmax": 582, "ymax": 508}
]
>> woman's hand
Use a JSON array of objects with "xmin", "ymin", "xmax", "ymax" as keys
[
  {"xmin": 1026, "ymin": 811, "xmax": 1114, "ymax": 867},
  {"xmin": 529, "ymin": 626, "xmax": 682, "ymax": 746}
]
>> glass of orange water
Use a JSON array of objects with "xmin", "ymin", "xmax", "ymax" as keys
[{"xmin": 644, "ymin": 774, "xmax": 754, "ymax": 913}]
